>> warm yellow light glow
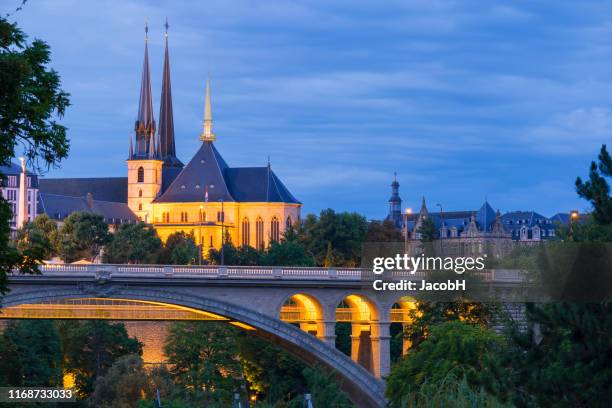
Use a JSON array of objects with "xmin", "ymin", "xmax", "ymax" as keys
[
  {"xmin": 63, "ymin": 372, "xmax": 75, "ymax": 389},
  {"xmin": 229, "ymin": 321, "xmax": 256, "ymax": 331},
  {"xmin": 405, "ymin": 208, "xmax": 412, "ymax": 215},
  {"xmin": 570, "ymin": 210, "xmax": 579, "ymax": 219}
]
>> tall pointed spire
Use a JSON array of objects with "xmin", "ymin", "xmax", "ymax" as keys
[
  {"xmin": 134, "ymin": 21, "xmax": 156, "ymax": 159},
  {"xmin": 157, "ymin": 18, "xmax": 183, "ymax": 167},
  {"xmin": 128, "ymin": 131, "xmax": 134, "ymax": 159},
  {"xmin": 199, "ymin": 77, "xmax": 216, "ymax": 142}
]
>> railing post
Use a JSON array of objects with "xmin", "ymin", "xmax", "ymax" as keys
[
  {"xmin": 274, "ymin": 268, "xmax": 282, "ymax": 279},
  {"xmin": 218, "ymin": 266, "xmax": 228, "ymax": 278},
  {"xmin": 163, "ymin": 266, "xmax": 173, "ymax": 276},
  {"xmin": 328, "ymin": 268, "xmax": 337, "ymax": 279}
]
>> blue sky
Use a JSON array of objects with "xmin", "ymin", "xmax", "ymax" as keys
[{"xmin": 9, "ymin": 0, "xmax": 612, "ymax": 218}]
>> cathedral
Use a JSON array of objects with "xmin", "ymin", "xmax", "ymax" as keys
[{"xmin": 36, "ymin": 25, "xmax": 301, "ymax": 252}]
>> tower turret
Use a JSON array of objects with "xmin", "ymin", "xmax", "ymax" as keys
[
  {"xmin": 132, "ymin": 23, "xmax": 156, "ymax": 159},
  {"xmin": 386, "ymin": 173, "xmax": 402, "ymax": 227}
]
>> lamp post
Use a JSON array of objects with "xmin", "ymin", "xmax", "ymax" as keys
[
  {"xmin": 198, "ymin": 205, "xmax": 204, "ymax": 265},
  {"xmin": 404, "ymin": 208, "xmax": 412, "ymax": 254},
  {"xmin": 568, "ymin": 210, "xmax": 579, "ymax": 241},
  {"xmin": 436, "ymin": 203, "xmax": 444, "ymax": 257}
]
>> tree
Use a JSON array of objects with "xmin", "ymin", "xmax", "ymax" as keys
[
  {"xmin": 61, "ymin": 320, "xmax": 142, "ymax": 398},
  {"xmin": 301, "ymin": 365, "xmax": 353, "ymax": 408},
  {"xmin": 365, "ymin": 220, "xmax": 403, "ymax": 242},
  {"xmin": 88, "ymin": 354, "xmax": 148, "ymax": 408},
  {"xmin": 56, "ymin": 211, "xmax": 110, "ymax": 262},
  {"xmin": 15, "ymin": 214, "xmax": 58, "ymax": 260},
  {"xmin": 0, "ymin": 15, "xmax": 70, "ymax": 292},
  {"xmin": 576, "ymin": 144, "xmax": 612, "ymax": 225},
  {"xmin": 386, "ymin": 321, "xmax": 509, "ymax": 408},
  {"xmin": 236, "ymin": 333, "xmax": 306, "ymax": 403},
  {"xmin": 263, "ymin": 241, "xmax": 314, "ymax": 266},
  {"xmin": 158, "ymin": 231, "xmax": 198, "ymax": 265},
  {"xmin": 164, "ymin": 322, "xmax": 242, "ymax": 404},
  {"xmin": 104, "ymin": 222, "xmax": 162, "ymax": 264},
  {"xmin": 417, "ymin": 217, "xmax": 436, "ymax": 243},
  {"xmin": 0, "ymin": 320, "xmax": 62, "ymax": 387}
]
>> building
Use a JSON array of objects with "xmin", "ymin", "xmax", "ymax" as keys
[
  {"xmin": 0, "ymin": 158, "xmax": 38, "ymax": 232},
  {"xmin": 385, "ymin": 176, "xmax": 568, "ymax": 257},
  {"xmin": 37, "ymin": 24, "xmax": 301, "ymax": 251}
]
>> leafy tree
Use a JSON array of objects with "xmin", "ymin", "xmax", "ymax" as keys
[
  {"xmin": 299, "ymin": 209, "xmax": 368, "ymax": 267},
  {"xmin": 301, "ymin": 365, "xmax": 353, "ymax": 408},
  {"xmin": 417, "ymin": 217, "xmax": 436, "ymax": 243},
  {"xmin": 365, "ymin": 220, "xmax": 403, "ymax": 242},
  {"xmin": 0, "ymin": 320, "xmax": 62, "ymax": 387},
  {"xmin": 164, "ymin": 322, "xmax": 242, "ymax": 404},
  {"xmin": 236, "ymin": 333, "xmax": 306, "ymax": 403},
  {"xmin": 104, "ymin": 222, "xmax": 161, "ymax": 264},
  {"xmin": 386, "ymin": 321, "xmax": 509, "ymax": 408},
  {"xmin": 263, "ymin": 241, "xmax": 314, "ymax": 266},
  {"xmin": 56, "ymin": 211, "xmax": 110, "ymax": 262},
  {"xmin": 208, "ymin": 243, "xmax": 263, "ymax": 266},
  {"xmin": 158, "ymin": 231, "xmax": 199, "ymax": 265},
  {"xmin": 88, "ymin": 354, "xmax": 147, "ymax": 408},
  {"xmin": 15, "ymin": 214, "xmax": 58, "ymax": 260},
  {"xmin": 0, "ymin": 15, "xmax": 70, "ymax": 292},
  {"xmin": 576, "ymin": 144, "xmax": 612, "ymax": 225},
  {"xmin": 61, "ymin": 320, "xmax": 142, "ymax": 398}
]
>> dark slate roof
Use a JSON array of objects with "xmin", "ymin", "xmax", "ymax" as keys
[
  {"xmin": 0, "ymin": 161, "xmax": 39, "ymax": 188},
  {"xmin": 38, "ymin": 193, "xmax": 137, "ymax": 223},
  {"xmin": 155, "ymin": 142, "xmax": 233, "ymax": 203},
  {"xmin": 0, "ymin": 162, "xmax": 23, "ymax": 175},
  {"xmin": 549, "ymin": 213, "xmax": 570, "ymax": 224},
  {"xmin": 39, "ymin": 177, "xmax": 127, "ymax": 203},
  {"xmin": 226, "ymin": 167, "xmax": 300, "ymax": 203},
  {"xmin": 476, "ymin": 201, "xmax": 496, "ymax": 232},
  {"xmin": 154, "ymin": 142, "xmax": 300, "ymax": 204}
]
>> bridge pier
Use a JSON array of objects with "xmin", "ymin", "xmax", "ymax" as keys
[
  {"xmin": 370, "ymin": 322, "xmax": 391, "ymax": 378},
  {"xmin": 316, "ymin": 320, "xmax": 336, "ymax": 346}
]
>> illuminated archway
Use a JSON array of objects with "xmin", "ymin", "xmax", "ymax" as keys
[
  {"xmin": 0, "ymin": 288, "xmax": 385, "ymax": 408},
  {"xmin": 389, "ymin": 296, "xmax": 418, "ymax": 359},
  {"xmin": 279, "ymin": 293, "xmax": 324, "ymax": 336}
]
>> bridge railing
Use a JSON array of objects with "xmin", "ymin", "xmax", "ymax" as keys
[{"xmin": 16, "ymin": 264, "xmax": 524, "ymax": 283}]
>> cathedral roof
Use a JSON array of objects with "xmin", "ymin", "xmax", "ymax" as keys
[
  {"xmin": 154, "ymin": 142, "xmax": 299, "ymax": 204},
  {"xmin": 476, "ymin": 201, "xmax": 496, "ymax": 231},
  {"xmin": 38, "ymin": 193, "xmax": 137, "ymax": 223},
  {"xmin": 39, "ymin": 177, "xmax": 127, "ymax": 203}
]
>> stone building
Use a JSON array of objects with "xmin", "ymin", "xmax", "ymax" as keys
[{"xmin": 0, "ymin": 158, "xmax": 38, "ymax": 232}]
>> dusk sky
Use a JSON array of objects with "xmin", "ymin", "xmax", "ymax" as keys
[{"xmin": 8, "ymin": 0, "xmax": 612, "ymax": 218}]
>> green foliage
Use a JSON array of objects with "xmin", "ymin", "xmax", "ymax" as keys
[
  {"xmin": 88, "ymin": 354, "xmax": 147, "ymax": 408},
  {"xmin": 264, "ymin": 240, "xmax": 315, "ymax": 266},
  {"xmin": 366, "ymin": 219, "xmax": 403, "ymax": 242},
  {"xmin": 0, "ymin": 320, "xmax": 62, "ymax": 387},
  {"xmin": 15, "ymin": 214, "xmax": 58, "ymax": 260},
  {"xmin": 387, "ymin": 321, "xmax": 508, "ymax": 408},
  {"xmin": 164, "ymin": 322, "xmax": 242, "ymax": 404},
  {"xmin": 334, "ymin": 322, "xmax": 351, "ymax": 356},
  {"xmin": 158, "ymin": 231, "xmax": 199, "ymax": 265},
  {"xmin": 56, "ymin": 211, "xmax": 110, "ymax": 262},
  {"xmin": 556, "ymin": 214, "xmax": 612, "ymax": 242},
  {"xmin": 299, "ymin": 209, "xmax": 368, "ymax": 267},
  {"xmin": 301, "ymin": 365, "xmax": 353, "ymax": 408},
  {"xmin": 236, "ymin": 333, "xmax": 306, "ymax": 402},
  {"xmin": 417, "ymin": 217, "xmax": 436, "ymax": 243},
  {"xmin": 104, "ymin": 222, "xmax": 162, "ymax": 264},
  {"xmin": 208, "ymin": 243, "xmax": 263, "ymax": 265},
  {"xmin": 60, "ymin": 320, "xmax": 142, "ymax": 398},
  {"xmin": 396, "ymin": 372, "xmax": 513, "ymax": 408},
  {"xmin": 576, "ymin": 144, "xmax": 612, "ymax": 225},
  {"xmin": 0, "ymin": 16, "xmax": 70, "ymax": 292},
  {"xmin": 508, "ymin": 303, "xmax": 612, "ymax": 407}
]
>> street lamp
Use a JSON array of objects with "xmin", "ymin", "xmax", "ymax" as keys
[
  {"xmin": 568, "ymin": 210, "xmax": 579, "ymax": 241},
  {"xmin": 404, "ymin": 208, "xmax": 412, "ymax": 254}
]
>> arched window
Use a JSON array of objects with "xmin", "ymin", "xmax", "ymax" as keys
[
  {"xmin": 271, "ymin": 216, "xmax": 280, "ymax": 242},
  {"xmin": 137, "ymin": 167, "xmax": 144, "ymax": 183},
  {"xmin": 199, "ymin": 211, "xmax": 206, "ymax": 222},
  {"xmin": 241, "ymin": 218, "xmax": 250, "ymax": 247},
  {"xmin": 286, "ymin": 216, "xmax": 292, "ymax": 230},
  {"xmin": 256, "ymin": 217, "xmax": 264, "ymax": 250},
  {"xmin": 138, "ymin": 203, "xmax": 142, "ymax": 211},
  {"xmin": 138, "ymin": 190, "xmax": 142, "ymax": 197}
]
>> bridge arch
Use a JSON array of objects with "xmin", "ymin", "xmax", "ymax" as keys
[{"xmin": 1, "ymin": 286, "xmax": 385, "ymax": 408}]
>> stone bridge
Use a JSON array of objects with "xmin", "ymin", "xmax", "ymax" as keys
[{"xmin": 1, "ymin": 264, "xmax": 524, "ymax": 408}]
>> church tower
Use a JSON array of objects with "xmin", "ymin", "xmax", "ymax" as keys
[
  {"xmin": 127, "ymin": 23, "xmax": 163, "ymax": 223},
  {"xmin": 386, "ymin": 173, "xmax": 402, "ymax": 227}
]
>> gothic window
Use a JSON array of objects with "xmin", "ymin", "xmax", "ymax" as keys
[
  {"xmin": 286, "ymin": 216, "xmax": 292, "ymax": 230},
  {"xmin": 138, "ymin": 203, "xmax": 142, "ymax": 211},
  {"xmin": 138, "ymin": 190, "xmax": 142, "ymax": 197},
  {"xmin": 137, "ymin": 167, "xmax": 144, "ymax": 183},
  {"xmin": 242, "ymin": 218, "xmax": 250, "ymax": 247},
  {"xmin": 271, "ymin": 216, "xmax": 280, "ymax": 242},
  {"xmin": 256, "ymin": 217, "xmax": 264, "ymax": 250},
  {"xmin": 217, "ymin": 211, "xmax": 225, "ymax": 222},
  {"xmin": 199, "ymin": 211, "xmax": 206, "ymax": 222},
  {"xmin": 210, "ymin": 235, "xmax": 213, "ymax": 247}
]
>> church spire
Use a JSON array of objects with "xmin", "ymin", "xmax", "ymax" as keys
[
  {"xmin": 134, "ymin": 22, "xmax": 156, "ymax": 158},
  {"xmin": 157, "ymin": 19, "xmax": 183, "ymax": 167},
  {"xmin": 199, "ymin": 77, "xmax": 216, "ymax": 142}
]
